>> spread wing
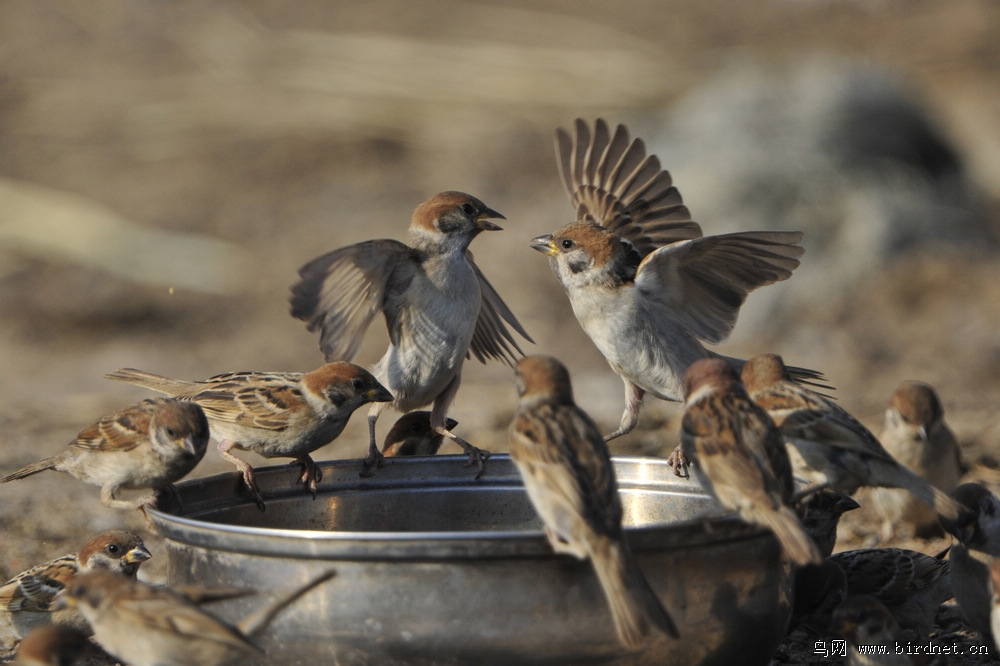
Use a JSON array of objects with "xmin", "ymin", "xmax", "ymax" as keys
[
  {"xmin": 71, "ymin": 399, "xmax": 166, "ymax": 452},
  {"xmin": 634, "ymin": 231, "xmax": 805, "ymax": 344},
  {"xmin": 555, "ymin": 118, "xmax": 702, "ymax": 257},
  {"xmin": 290, "ymin": 240, "xmax": 420, "ymax": 361},
  {"xmin": 467, "ymin": 257, "xmax": 534, "ymax": 366}
]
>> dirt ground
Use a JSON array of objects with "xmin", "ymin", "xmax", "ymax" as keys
[{"xmin": 2, "ymin": 2, "xmax": 1000, "ymax": 664}]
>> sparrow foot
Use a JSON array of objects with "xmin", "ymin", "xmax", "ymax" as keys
[
  {"xmin": 458, "ymin": 442, "xmax": 491, "ymax": 479},
  {"xmin": 666, "ymin": 445, "xmax": 690, "ymax": 478},
  {"xmin": 240, "ymin": 467, "xmax": 266, "ymax": 512},
  {"xmin": 297, "ymin": 456, "xmax": 322, "ymax": 499},
  {"xmin": 360, "ymin": 449, "xmax": 385, "ymax": 478}
]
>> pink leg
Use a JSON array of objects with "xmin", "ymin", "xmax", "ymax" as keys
[
  {"xmin": 361, "ymin": 401, "xmax": 390, "ymax": 478},
  {"xmin": 218, "ymin": 440, "xmax": 266, "ymax": 512},
  {"xmin": 431, "ymin": 373, "xmax": 490, "ymax": 479},
  {"xmin": 603, "ymin": 380, "xmax": 645, "ymax": 442},
  {"xmin": 297, "ymin": 455, "xmax": 322, "ymax": 498}
]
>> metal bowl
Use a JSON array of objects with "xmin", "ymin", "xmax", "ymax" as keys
[{"xmin": 146, "ymin": 454, "xmax": 793, "ymax": 666}]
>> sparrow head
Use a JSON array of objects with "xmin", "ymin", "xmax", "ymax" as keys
[
  {"xmin": 78, "ymin": 530, "xmax": 152, "ymax": 578},
  {"xmin": 409, "ymin": 192, "xmax": 504, "ymax": 252},
  {"xmin": 514, "ymin": 355, "xmax": 574, "ymax": 406},
  {"xmin": 886, "ymin": 380, "xmax": 944, "ymax": 439},
  {"xmin": 740, "ymin": 353, "xmax": 793, "ymax": 395},
  {"xmin": 381, "ymin": 411, "xmax": 458, "ymax": 457},
  {"xmin": 530, "ymin": 221, "xmax": 635, "ymax": 290},
  {"xmin": 303, "ymin": 362, "xmax": 394, "ymax": 412},
  {"xmin": 943, "ymin": 482, "xmax": 997, "ymax": 548},
  {"xmin": 150, "ymin": 400, "xmax": 210, "ymax": 461},
  {"xmin": 15, "ymin": 624, "xmax": 94, "ymax": 666},
  {"xmin": 682, "ymin": 358, "xmax": 741, "ymax": 404}
]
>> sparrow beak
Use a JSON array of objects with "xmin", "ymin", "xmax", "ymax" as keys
[
  {"xmin": 445, "ymin": 417, "xmax": 459, "ymax": 431},
  {"xmin": 530, "ymin": 234, "xmax": 557, "ymax": 256},
  {"xmin": 476, "ymin": 208, "xmax": 505, "ymax": 232},
  {"xmin": 368, "ymin": 385, "xmax": 394, "ymax": 403},
  {"xmin": 180, "ymin": 434, "xmax": 200, "ymax": 457},
  {"xmin": 126, "ymin": 544, "xmax": 153, "ymax": 564},
  {"xmin": 835, "ymin": 495, "xmax": 861, "ymax": 514}
]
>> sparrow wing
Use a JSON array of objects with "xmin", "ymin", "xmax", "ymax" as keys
[
  {"xmin": 780, "ymin": 408, "xmax": 890, "ymax": 458},
  {"xmin": 0, "ymin": 556, "xmax": 77, "ymax": 612},
  {"xmin": 511, "ymin": 404, "xmax": 622, "ymax": 537},
  {"xmin": 633, "ymin": 231, "xmax": 805, "ymax": 344},
  {"xmin": 71, "ymin": 400, "xmax": 165, "ymax": 452},
  {"xmin": 555, "ymin": 118, "xmax": 702, "ymax": 257},
  {"xmin": 466, "ymin": 258, "xmax": 534, "ymax": 366},
  {"xmin": 185, "ymin": 373, "xmax": 305, "ymax": 431},
  {"xmin": 290, "ymin": 239, "xmax": 419, "ymax": 361}
]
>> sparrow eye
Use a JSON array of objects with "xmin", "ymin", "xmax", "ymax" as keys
[
  {"xmin": 560, "ymin": 239, "xmax": 575, "ymax": 250},
  {"xmin": 351, "ymin": 378, "xmax": 365, "ymax": 391},
  {"xmin": 461, "ymin": 203, "xmax": 475, "ymax": 216},
  {"xmin": 165, "ymin": 427, "xmax": 177, "ymax": 438},
  {"xmin": 107, "ymin": 544, "xmax": 120, "ymax": 554}
]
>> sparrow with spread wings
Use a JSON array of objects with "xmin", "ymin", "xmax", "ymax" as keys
[
  {"xmin": 532, "ymin": 119, "xmax": 824, "ymax": 443},
  {"xmin": 290, "ymin": 192, "xmax": 532, "ymax": 477}
]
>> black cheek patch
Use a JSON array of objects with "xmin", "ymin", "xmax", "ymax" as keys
[
  {"xmin": 436, "ymin": 216, "xmax": 464, "ymax": 234},
  {"xmin": 567, "ymin": 256, "xmax": 591, "ymax": 274}
]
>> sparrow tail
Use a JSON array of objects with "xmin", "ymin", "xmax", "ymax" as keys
[
  {"xmin": 103, "ymin": 368, "xmax": 189, "ymax": 393},
  {"xmin": 759, "ymin": 506, "xmax": 823, "ymax": 566},
  {"xmin": 590, "ymin": 537, "xmax": 679, "ymax": 648},
  {"xmin": 237, "ymin": 570, "xmax": 336, "ymax": 638},
  {"xmin": 0, "ymin": 457, "xmax": 58, "ymax": 483}
]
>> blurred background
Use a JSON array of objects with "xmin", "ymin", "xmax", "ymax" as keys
[{"xmin": 2, "ymin": 0, "xmax": 1000, "ymax": 577}]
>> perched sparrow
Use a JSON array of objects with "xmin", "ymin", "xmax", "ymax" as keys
[
  {"xmin": 1, "ymin": 531, "xmax": 150, "ymax": 657},
  {"xmin": 832, "ymin": 594, "xmax": 917, "ymax": 665},
  {"xmin": 796, "ymin": 488, "xmax": 860, "ymax": 558},
  {"xmin": 1, "ymin": 399, "xmax": 208, "ymax": 510},
  {"xmin": 829, "ymin": 547, "xmax": 951, "ymax": 639},
  {"xmin": 679, "ymin": 358, "xmax": 821, "ymax": 566},
  {"xmin": 509, "ymin": 355, "xmax": 677, "ymax": 648},
  {"xmin": 60, "ymin": 569, "xmax": 336, "ymax": 666},
  {"xmin": 873, "ymin": 381, "xmax": 962, "ymax": 540},
  {"xmin": 741, "ymin": 354, "xmax": 967, "ymax": 526},
  {"xmin": 942, "ymin": 483, "xmax": 1000, "ymax": 648},
  {"xmin": 290, "ymin": 191, "xmax": 532, "ymax": 477},
  {"xmin": 532, "ymin": 118, "xmax": 823, "ymax": 442},
  {"xmin": 104, "ymin": 363, "xmax": 392, "ymax": 510},
  {"xmin": 381, "ymin": 411, "xmax": 457, "ymax": 457},
  {"xmin": 14, "ymin": 625, "xmax": 109, "ymax": 666}
]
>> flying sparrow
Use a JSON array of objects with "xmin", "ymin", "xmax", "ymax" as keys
[
  {"xmin": 290, "ymin": 191, "xmax": 532, "ymax": 478},
  {"xmin": 509, "ymin": 355, "xmax": 677, "ymax": 648},
  {"xmin": 941, "ymin": 482, "xmax": 1000, "ymax": 648},
  {"xmin": 872, "ymin": 381, "xmax": 963, "ymax": 540},
  {"xmin": 1, "ymin": 399, "xmax": 209, "ymax": 510},
  {"xmin": 58, "ymin": 569, "xmax": 335, "ymax": 666},
  {"xmin": 831, "ymin": 594, "xmax": 917, "ymax": 665},
  {"xmin": 381, "ymin": 411, "xmax": 457, "ymax": 457},
  {"xmin": 741, "ymin": 353, "xmax": 968, "ymax": 527},
  {"xmin": 680, "ymin": 358, "xmax": 821, "ymax": 566},
  {"xmin": 829, "ymin": 547, "xmax": 951, "ymax": 639},
  {"xmin": 1, "ymin": 530, "xmax": 150, "ymax": 657},
  {"xmin": 532, "ymin": 118, "xmax": 824, "ymax": 442},
  {"xmin": 104, "ymin": 362, "xmax": 393, "ymax": 510}
]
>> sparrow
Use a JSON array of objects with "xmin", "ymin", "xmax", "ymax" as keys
[
  {"xmin": 14, "ymin": 625, "xmax": 110, "ymax": 666},
  {"xmin": 508, "ymin": 355, "xmax": 677, "ymax": 648},
  {"xmin": 289, "ymin": 191, "xmax": 532, "ymax": 478},
  {"xmin": 829, "ymin": 547, "xmax": 952, "ymax": 639},
  {"xmin": 381, "ymin": 411, "xmax": 457, "ymax": 457},
  {"xmin": 831, "ymin": 594, "xmax": 919, "ymax": 665},
  {"xmin": 796, "ymin": 488, "xmax": 860, "ymax": 558},
  {"xmin": 1, "ymin": 399, "xmax": 209, "ymax": 510},
  {"xmin": 679, "ymin": 358, "xmax": 821, "ymax": 566},
  {"xmin": 941, "ymin": 482, "xmax": 1000, "ymax": 648},
  {"xmin": 1, "ymin": 531, "xmax": 150, "ymax": 657},
  {"xmin": 741, "ymin": 353, "xmax": 968, "ymax": 527},
  {"xmin": 872, "ymin": 381, "xmax": 963, "ymax": 540},
  {"xmin": 104, "ymin": 362, "xmax": 393, "ymax": 510},
  {"xmin": 58, "ymin": 569, "xmax": 336, "ymax": 666},
  {"xmin": 532, "ymin": 118, "xmax": 824, "ymax": 442}
]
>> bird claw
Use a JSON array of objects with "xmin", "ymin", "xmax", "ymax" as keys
[
  {"xmin": 460, "ymin": 444, "xmax": 490, "ymax": 480},
  {"xmin": 360, "ymin": 450, "xmax": 385, "ymax": 478},
  {"xmin": 240, "ymin": 469, "xmax": 266, "ymax": 512},
  {"xmin": 667, "ymin": 446, "xmax": 690, "ymax": 478},
  {"xmin": 298, "ymin": 458, "xmax": 322, "ymax": 499}
]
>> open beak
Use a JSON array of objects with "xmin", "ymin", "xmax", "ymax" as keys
[
  {"xmin": 369, "ymin": 385, "xmax": 394, "ymax": 403},
  {"xmin": 476, "ymin": 208, "xmax": 505, "ymax": 232},
  {"xmin": 530, "ymin": 234, "xmax": 557, "ymax": 256},
  {"xmin": 126, "ymin": 544, "xmax": 153, "ymax": 565}
]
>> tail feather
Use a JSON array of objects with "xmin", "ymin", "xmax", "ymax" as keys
[
  {"xmin": 590, "ymin": 537, "xmax": 678, "ymax": 648},
  {"xmin": 104, "ymin": 368, "xmax": 186, "ymax": 394},
  {"xmin": 759, "ymin": 506, "xmax": 823, "ymax": 566},
  {"xmin": 898, "ymin": 466, "xmax": 968, "ymax": 524},
  {"xmin": 1, "ymin": 457, "xmax": 59, "ymax": 483}
]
